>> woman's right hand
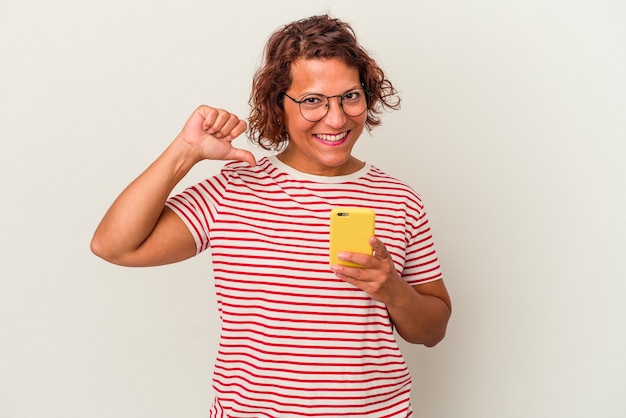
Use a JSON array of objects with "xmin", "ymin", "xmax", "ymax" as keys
[
  {"xmin": 91, "ymin": 105, "xmax": 256, "ymax": 266},
  {"xmin": 178, "ymin": 105, "xmax": 257, "ymax": 167}
]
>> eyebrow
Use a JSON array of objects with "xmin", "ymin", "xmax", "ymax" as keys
[{"xmin": 296, "ymin": 86, "xmax": 363, "ymax": 98}]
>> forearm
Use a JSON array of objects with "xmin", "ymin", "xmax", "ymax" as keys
[
  {"xmin": 387, "ymin": 281, "xmax": 451, "ymax": 347},
  {"xmin": 90, "ymin": 136, "xmax": 197, "ymax": 261}
]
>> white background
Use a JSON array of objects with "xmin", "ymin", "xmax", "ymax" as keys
[{"xmin": 1, "ymin": 1, "xmax": 625, "ymax": 417}]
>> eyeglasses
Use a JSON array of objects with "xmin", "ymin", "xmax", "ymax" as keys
[{"xmin": 282, "ymin": 88, "xmax": 369, "ymax": 122}]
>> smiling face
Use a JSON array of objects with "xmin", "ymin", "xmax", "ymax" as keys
[{"xmin": 278, "ymin": 58, "xmax": 368, "ymax": 176}]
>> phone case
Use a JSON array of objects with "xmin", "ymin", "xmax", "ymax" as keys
[{"xmin": 329, "ymin": 207, "xmax": 375, "ymax": 267}]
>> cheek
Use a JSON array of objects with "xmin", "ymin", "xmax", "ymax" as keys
[
  {"xmin": 351, "ymin": 113, "xmax": 368, "ymax": 131},
  {"xmin": 284, "ymin": 113, "xmax": 316, "ymax": 137},
  {"xmin": 283, "ymin": 100, "xmax": 303, "ymax": 121},
  {"xmin": 282, "ymin": 107, "xmax": 301, "ymax": 130}
]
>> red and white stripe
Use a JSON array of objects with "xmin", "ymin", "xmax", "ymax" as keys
[{"xmin": 166, "ymin": 156, "xmax": 442, "ymax": 417}]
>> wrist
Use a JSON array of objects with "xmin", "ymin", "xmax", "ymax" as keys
[
  {"xmin": 164, "ymin": 136, "xmax": 203, "ymax": 178},
  {"xmin": 385, "ymin": 277, "xmax": 417, "ymax": 310}
]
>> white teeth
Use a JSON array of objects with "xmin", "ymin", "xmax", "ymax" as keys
[{"xmin": 317, "ymin": 132, "xmax": 348, "ymax": 142}]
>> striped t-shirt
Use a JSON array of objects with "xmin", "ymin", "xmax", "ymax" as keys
[{"xmin": 165, "ymin": 155, "xmax": 442, "ymax": 418}]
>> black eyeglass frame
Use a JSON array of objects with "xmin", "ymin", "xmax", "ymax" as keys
[{"xmin": 282, "ymin": 88, "xmax": 370, "ymax": 122}]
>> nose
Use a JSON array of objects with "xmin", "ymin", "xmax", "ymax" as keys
[{"xmin": 323, "ymin": 97, "xmax": 347, "ymax": 128}]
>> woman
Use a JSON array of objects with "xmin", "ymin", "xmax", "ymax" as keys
[{"xmin": 91, "ymin": 14, "xmax": 451, "ymax": 418}]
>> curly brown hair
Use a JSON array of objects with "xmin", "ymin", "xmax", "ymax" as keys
[{"xmin": 248, "ymin": 15, "xmax": 401, "ymax": 151}]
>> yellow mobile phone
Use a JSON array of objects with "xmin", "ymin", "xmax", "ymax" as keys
[{"xmin": 329, "ymin": 207, "xmax": 375, "ymax": 267}]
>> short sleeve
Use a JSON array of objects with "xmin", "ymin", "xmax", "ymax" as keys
[{"xmin": 401, "ymin": 203, "xmax": 443, "ymax": 286}]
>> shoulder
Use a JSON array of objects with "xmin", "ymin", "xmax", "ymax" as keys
[
  {"xmin": 213, "ymin": 157, "xmax": 280, "ymax": 189},
  {"xmin": 221, "ymin": 157, "xmax": 272, "ymax": 175},
  {"xmin": 217, "ymin": 157, "xmax": 269, "ymax": 179},
  {"xmin": 366, "ymin": 165, "xmax": 424, "ymax": 205}
]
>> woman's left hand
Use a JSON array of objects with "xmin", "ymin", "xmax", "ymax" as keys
[
  {"xmin": 331, "ymin": 236, "xmax": 452, "ymax": 346},
  {"xmin": 330, "ymin": 236, "xmax": 407, "ymax": 306}
]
